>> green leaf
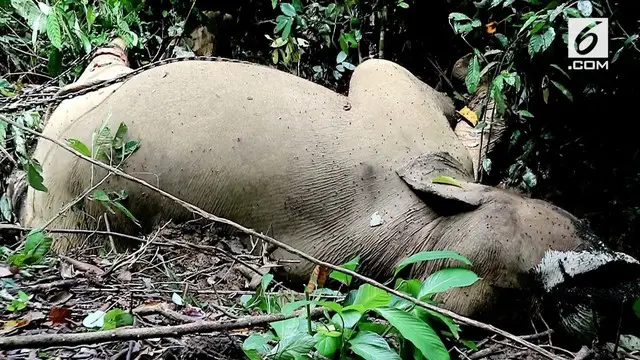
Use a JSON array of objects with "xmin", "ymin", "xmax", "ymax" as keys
[
  {"xmin": 528, "ymin": 27, "xmax": 555, "ymax": 57},
  {"xmin": 67, "ymin": 139, "xmax": 91, "ymax": 157},
  {"xmin": 448, "ymin": 12, "xmax": 471, "ymax": 22},
  {"xmin": 344, "ymin": 284, "xmax": 391, "ymax": 313},
  {"xmin": 243, "ymin": 333, "xmax": 273, "ymax": 359},
  {"xmin": 375, "ymin": 307, "xmax": 450, "ymax": 360},
  {"xmin": 91, "ymin": 190, "xmax": 110, "ymax": 203},
  {"xmin": 550, "ymin": 80, "xmax": 573, "ymax": 102},
  {"xmin": 113, "ymin": 122, "xmax": 128, "ymax": 148},
  {"xmin": 280, "ymin": 3, "xmax": 297, "ymax": 17},
  {"xmin": 329, "ymin": 256, "xmax": 360, "ymax": 286},
  {"xmin": 45, "ymin": 11, "xmax": 62, "ymax": 50},
  {"xmin": 314, "ymin": 332, "xmax": 341, "ymax": 358},
  {"xmin": 111, "ymin": 201, "xmax": 140, "ymax": 227},
  {"xmin": 331, "ymin": 308, "xmax": 361, "ymax": 330},
  {"xmin": 483, "ymin": 158, "xmax": 492, "ymax": 174},
  {"xmin": 465, "ymin": 51, "xmax": 480, "ymax": 94},
  {"xmin": 102, "ymin": 308, "xmax": 133, "ymax": 330},
  {"xmin": 430, "ymin": 175, "xmax": 462, "ymax": 187},
  {"xmin": 0, "ymin": 193, "xmax": 12, "ymax": 221},
  {"xmin": 349, "ymin": 331, "xmax": 401, "ymax": 360},
  {"xmin": 522, "ymin": 168, "xmax": 537, "ymax": 188},
  {"xmin": 27, "ymin": 161, "xmax": 47, "ymax": 192},
  {"xmin": 282, "ymin": 17, "xmax": 293, "ymax": 39},
  {"xmin": 418, "ymin": 268, "xmax": 480, "ymax": 299},
  {"xmin": 633, "ymin": 298, "xmax": 640, "ymax": 318},
  {"xmin": 273, "ymin": 332, "xmax": 316, "ymax": 358},
  {"xmin": 397, "ymin": 1, "xmax": 409, "ymax": 9},
  {"xmin": 394, "ymin": 251, "xmax": 472, "ymax": 277},
  {"xmin": 336, "ymin": 51, "xmax": 348, "ymax": 64},
  {"xmin": 517, "ymin": 110, "xmax": 534, "ymax": 118},
  {"xmin": 423, "ymin": 309, "xmax": 460, "ymax": 339},
  {"xmin": 518, "ymin": 14, "xmax": 538, "ymax": 35},
  {"xmin": 494, "ymin": 33, "xmax": 508, "ymax": 47}
]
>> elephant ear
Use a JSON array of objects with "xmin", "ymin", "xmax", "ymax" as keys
[{"xmin": 396, "ymin": 152, "xmax": 489, "ymax": 210}]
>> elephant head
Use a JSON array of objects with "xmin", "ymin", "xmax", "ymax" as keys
[{"xmin": 397, "ymin": 152, "xmax": 640, "ymax": 344}]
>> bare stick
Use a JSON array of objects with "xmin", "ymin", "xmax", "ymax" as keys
[
  {"xmin": 0, "ymin": 308, "xmax": 323, "ymax": 350},
  {"xmin": 1, "ymin": 115, "xmax": 563, "ymax": 360}
]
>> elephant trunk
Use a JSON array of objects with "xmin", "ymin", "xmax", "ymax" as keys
[{"xmin": 533, "ymin": 248, "xmax": 640, "ymax": 345}]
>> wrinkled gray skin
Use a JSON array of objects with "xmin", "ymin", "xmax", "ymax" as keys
[{"xmin": 16, "ymin": 49, "xmax": 640, "ymax": 343}]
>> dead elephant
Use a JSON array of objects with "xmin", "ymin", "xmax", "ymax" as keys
[{"xmin": 14, "ymin": 50, "xmax": 640, "ymax": 344}]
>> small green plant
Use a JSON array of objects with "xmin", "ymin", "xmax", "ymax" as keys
[
  {"xmin": 7, "ymin": 228, "xmax": 52, "ymax": 267},
  {"xmin": 6, "ymin": 290, "xmax": 30, "ymax": 312},
  {"xmin": 67, "ymin": 120, "xmax": 141, "ymax": 226},
  {"xmin": 241, "ymin": 250, "xmax": 479, "ymax": 359}
]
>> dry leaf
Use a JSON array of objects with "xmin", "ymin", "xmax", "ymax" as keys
[
  {"xmin": 0, "ymin": 266, "xmax": 12, "ymax": 278},
  {"xmin": 485, "ymin": 21, "xmax": 497, "ymax": 34},
  {"xmin": 117, "ymin": 268, "xmax": 132, "ymax": 282},
  {"xmin": 59, "ymin": 262, "xmax": 76, "ymax": 279},
  {"xmin": 0, "ymin": 318, "xmax": 29, "ymax": 335},
  {"xmin": 457, "ymin": 106, "xmax": 479, "ymax": 126},
  {"xmin": 306, "ymin": 265, "xmax": 330, "ymax": 293},
  {"xmin": 49, "ymin": 307, "xmax": 72, "ymax": 325},
  {"xmin": 60, "ymin": 255, "xmax": 105, "ymax": 277}
]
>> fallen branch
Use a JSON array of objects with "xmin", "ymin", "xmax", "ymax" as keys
[
  {"xmin": 1, "ymin": 115, "xmax": 564, "ymax": 360},
  {"xmin": 0, "ymin": 307, "xmax": 323, "ymax": 350}
]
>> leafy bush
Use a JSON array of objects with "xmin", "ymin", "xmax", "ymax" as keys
[{"xmin": 241, "ymin": 251, "xmax": 479, "ymax": 360}]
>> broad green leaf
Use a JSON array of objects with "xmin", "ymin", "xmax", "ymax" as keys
[
  {"xmin": 282, "ymin": 17, "xmax": 293, "ymax": 39},
  {"xmin": 27, "ymin": 161, "xmax": 47, "ymax": 192},
  {"xmin": 102, "ymin": 308, "xmax": 133, "ymax": 330},
  {"xmin": 348, "ymin": 331, "xmax": 401, "ymax": 360},
  {"xmin": 394, "ymin": 278, "xmax": 422, "ymax": 297},
  {"xmin": 418, "ymin": 268, "xmax": 480, "ymax": 299},
  {"xmin": 280, "ymin": 3, "xmax": 297, "ymax": 17},
  {"xmin": 423, "ymin": 309, "xmax": 460, "ymax": 339},
  {"xmin": 344, "ymin": 284, "xmax": 391, "ymax": 313},
  {"xmin": 375, "ymin": 307, "xmax": 450, "ymax": 360},
  {"xmin": 494, "ymin": 33, "xmax": 508, "ymax": 47},
  {"xmin": 331, "ymin": 308, "xmax": 361, "ymax": 330},
  {"xmin": 518, "ymin": 14, "xmax": 538, "ymax": 35},
  {"xmin": 394, "ymin": 251, "xmax": 472, "ymax": 277},
  {"xmin": 91, "ymin": 190, "xmax": 110, "ymax": 203},
  {"xmin": 465, "ymin": 51, "xmax": 480, "ymax": 93},
  {"xmin": 272, "ymin": 332, "xmax": 316, "ymax": 358},
  {"xmin": 271, "ymin": 316, "xmax": 307, "ymax": 340},
  {"xmin": 431, "ymin": 175, "xmax": 462, "ymax": 187},
  {"xmin": 243, "ymin": 333, "xmax": 273, "ymax": 359},
  {"xmin": 46, "ymin": 11, "xmax": 62, "ymax": 49},
  {"xmin": 314, "ymin": 332, "xmax": 341, "ymax": 358},
  {"xmin": 550, "ymin": 80, "xmax": 573, "ymax": 102},
  {"xmin": 397, "ymin": 1, "xmax": 409, "ymax": 9},
  {"xmin": 448, "ymin": 12, "xmax": 471, "ymax": 22},
  {"xmin": 329, "ymin": 256, "xmax": 360, "ymax": 286},
  {"xmin": 67, "ymin": 139, "xmax": 91, "ymax": 157}
]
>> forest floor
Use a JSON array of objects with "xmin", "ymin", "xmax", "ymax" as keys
[{"xmin": 0, "ymin": 220, "xmax": 603, "ymax": 360}]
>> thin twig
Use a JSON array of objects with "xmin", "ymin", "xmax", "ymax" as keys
[
  {"xmin": 0, "ymin": 307, "xmax": 324, "ymax": 350},
  {"xmin": 1, "ymin": 115, "xmax": 564, "ymax": 360}
]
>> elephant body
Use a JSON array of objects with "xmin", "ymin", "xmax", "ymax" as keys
[{"xmin": 18, "ymin": 53, "xmax": 640, "ymax": 340}]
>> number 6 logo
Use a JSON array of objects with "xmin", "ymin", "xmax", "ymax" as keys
[{"xmin": 568, "ymin": 18, "xmax": 608, "ymax": 59}]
